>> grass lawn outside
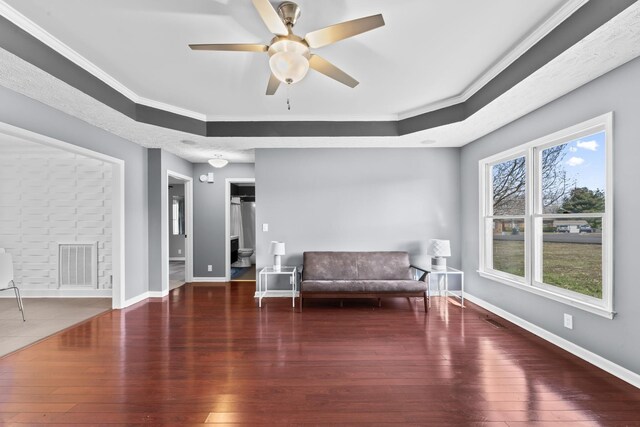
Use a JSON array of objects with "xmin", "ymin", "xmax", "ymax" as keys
[{"xmin": 492, "ymin": 239, "xmax": 602, "ymax": 298}]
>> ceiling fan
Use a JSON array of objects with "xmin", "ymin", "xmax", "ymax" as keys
[{"xmin": 189, "ymin": 0, "xmax": 385, "ymax": 95}]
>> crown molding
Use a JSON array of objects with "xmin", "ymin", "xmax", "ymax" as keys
[
  {"xmin": 0, "ymin": 0, "xmax": 588, "ymax": 123},
  {"xmin": 0, "ymin": 0, "xmax": 207, "ymax": 122},
  {"xmin": 397, "ymin": 0, "xmax": 589, "ymax": 120},
  {"xmin": 1, "ymin": 0, "xmax": 636, "ymax": 139}
]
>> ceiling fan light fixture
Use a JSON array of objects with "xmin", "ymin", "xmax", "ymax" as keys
[
  {"xmin": 268, "ymin": 39, "xmax": 310, "ymax": 84},
  {"xmin": 189, "ymin": 1, "xmax": 385, "ymax": 93},
  {"xmin": 208, "ymin": 156, "xmax": 229, "ymax": 168}
]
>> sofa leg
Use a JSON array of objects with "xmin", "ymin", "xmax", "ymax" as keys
[
  {"xmin": 299, "ymin": 296, "xmax": 303, "ymax": 312},
  {"xmin": 423, "ymin": 291, "xmax": 428, "ymax": 312},
  {"xmin": 340, "ymin": 300, "xmax": 343, "ymax": 308},
  {"xmin": 378, "ymin": 298, "xmax": 382, "ymax": 307}
]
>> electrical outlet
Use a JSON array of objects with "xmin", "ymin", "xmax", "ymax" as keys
[
  {"xmin": 207, "ymin": 265, "xmax": 212, "ymax": 272},
  {"xmin": 178, "ymin": 249, "xmax": 182, "ymax": 255},
  {"xmin": 564, "ymin": 313, "xmax": 573, "ymax": 329},
  {"xmin": 262, "ymin": 223, "xmax": 269, "ymax": 232}
]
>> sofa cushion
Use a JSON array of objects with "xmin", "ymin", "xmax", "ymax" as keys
[
  {"xmin": 303, "ymin": 252, "xmax": 358, "ymax": 281},
  {"xmin": 303, "ymin": 251, "xmax": 414, "ymax": 281},
  {"xmin": 302, "ymin": 280, "xmax": 426, "ymax": 293},
  {"xmin": 356, "ymin": 252, "xmax": 412, "ymax": 280}
]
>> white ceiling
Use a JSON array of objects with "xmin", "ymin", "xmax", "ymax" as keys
[
  {"xmin": 0, "ymin": 0, "xmax": 640, "ymax": 162},
  {"xmin": 3, "ymin": 0, "xmax": 572, "ymax": 121}
]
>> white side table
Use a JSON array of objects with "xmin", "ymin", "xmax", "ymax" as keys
[
  {"xmin": 429, "ymin": 267, "xmax": 464, "ymax": 307},
  {"xmin": 258, "ymin": 266, "xmax": 297, "ymax": 308}
]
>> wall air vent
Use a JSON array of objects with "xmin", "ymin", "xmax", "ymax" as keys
[{"xmin": 58, "ymin": 242, "xmax": 98, "ymax": 288}]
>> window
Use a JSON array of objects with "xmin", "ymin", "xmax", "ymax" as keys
[
  {"xmin": 479, "ymin": 113, "xmax": 613, "ymax": 318},
  {"xmin": 172, "ymin": 196, "xmax": 185, "ymax": 236}
]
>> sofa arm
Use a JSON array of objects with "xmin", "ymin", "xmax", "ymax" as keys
[{"xmin": 410, "ymin": 265, "xmax": 430, "ymax": 282}]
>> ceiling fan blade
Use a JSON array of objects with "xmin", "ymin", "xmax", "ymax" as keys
[
  {"xmin": 266, "ymin": 73, "xmax": 281, "ymax": 95},
  {"xmin": 252, "ymin": 0, "xmax": 289, "ymax": 36},
  {"xmin": 309, "ymin": 55, "xmax": 359, "ymax": 88},
  {"xmin": 304, "ymin": 14, "xmax": 385, "ymax": 49},
  {"xmin": 189, "ymin": 44, "xmax": 268, "ymax": 52}
]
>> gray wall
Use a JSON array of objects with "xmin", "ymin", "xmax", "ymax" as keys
[
  {"xmin": 193, "ymin": 163, "xmax": 255, "ymax": 277},
  {"xmin": 147, "ymin": 149, "xmax": 193, "ymax": 292},
  {"xmin": 460, "ymin": 56, "xmax": 640, "ymax": 374},
  {"xmin": 0, "ymin": 85, "xmax": 148, "ymax": 300},
  {"xmin": 255, "ymin": 148, "xmax": 461, "ymax": 289},
  {"xmin": 147, "ymin": 149, "xmax": 162, "ymax": 292},
  {"xmin": 168, "ymin": 184, "xmax": 186, "ymax": 258}
]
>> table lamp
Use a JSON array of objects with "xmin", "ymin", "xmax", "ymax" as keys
[
  {"xmin": 269, "ymin": 241, "xmax": 285, "ymax": 271},
  {"xmin": 428, "ymin": 239, "xmax": 450, "ymax": 271}
]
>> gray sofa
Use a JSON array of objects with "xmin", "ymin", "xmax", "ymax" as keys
[{"xmin": 299, "ymin": 251, "xmax": 429, "ymax": 311}]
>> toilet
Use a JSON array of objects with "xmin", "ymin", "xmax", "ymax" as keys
[{"xmin": 236, "ymin": 248, "xmax": 254, "ymax": 267}]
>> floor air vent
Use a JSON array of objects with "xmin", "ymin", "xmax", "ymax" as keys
[
  {"xmin": 483, "ymin": 317, "xmax": 506, "ymax": 329},
  {"xmin": 58, "ymin": 242, "xmax": 98, "ymax": 288}
]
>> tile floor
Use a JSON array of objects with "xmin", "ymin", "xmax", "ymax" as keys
[
  {"xmin": 0, "ymin": 298, "xmax": 111, "ymax": 357},
  {"xmin": 169, "ymin": 260, "xmax": 186, "ymax": 290},
  {"xmin": 231, "ymin": 265, "xmax": 256, "ymax": 281}
]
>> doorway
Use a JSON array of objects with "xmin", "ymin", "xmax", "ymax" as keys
[
  {"xmin": 225, "ymin": 178, "xmax": 256, "ymax": 282},
  {"xmin": 0, "ymin": 121, "xmax": 124, "ymax": 309},
  {"xmin": 166, "ymin": 171, "xmax": 193, "ymax": 292}
]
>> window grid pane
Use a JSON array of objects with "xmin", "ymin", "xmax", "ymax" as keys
[
  {"xmin": 491, "ymin": 156, "xmax": 526, "ymax": 216},
  {"xmin": 491, "ymin": 217, "xmax": 526, "ymax": 279},
  {"xmin": 536, "ymin": 215, "xmax": 603, "ymax": 299}
]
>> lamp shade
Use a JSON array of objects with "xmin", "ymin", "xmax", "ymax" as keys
[
  {"xmin": 269, "ymin": 241, "xmax": 286, "ymax": 256},
  {"xmin": 268, "ymin": 39, "xmax": 310, "ymax": 84},
  {"xmin": 427, "ymin": 239, "xmax": 451, "ymax": 257}
]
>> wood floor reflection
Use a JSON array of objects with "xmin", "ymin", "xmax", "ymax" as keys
[{"xmin": 1, "ymin": 282, "xmax": 639, "ymax": 425}]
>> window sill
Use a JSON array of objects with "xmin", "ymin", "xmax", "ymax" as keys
[{"xmin": 477, "ymin": 270, "xmax": 615, "ymax": 319}]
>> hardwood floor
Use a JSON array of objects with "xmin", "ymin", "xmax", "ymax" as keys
[{"xmin": 1, "ymin": 282, "xmax": 639, "ymax": 425}]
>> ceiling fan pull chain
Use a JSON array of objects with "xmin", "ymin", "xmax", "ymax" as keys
[{"xmin": 286, "ymin": 83, "xmax": 291, "ymax": 111}]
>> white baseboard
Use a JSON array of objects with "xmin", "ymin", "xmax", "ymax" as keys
[
  {"xmin": 465, "ymin": 293, "xmax": 640, "ymax": 389},
  {"xmin": 191, "ymin": 277, "xmax": 227, "ymax": 283},
  {"xmin": 1, "ymin": 289, "xmax": 112, "ymax": 298},
  {"xmin": 122, "ymin": 291, "xmax": 149, "ymax": 307},
  {"xmin": 121, "ymin": 290, "xmax": 169, "ymax": 307},
  {"xmin": 169, "ymin": 257, "xmax": 185, "ymax": 261},
  {"xmin": 148, "ymin": 290, "xmax": 169, "ymax": 298}
]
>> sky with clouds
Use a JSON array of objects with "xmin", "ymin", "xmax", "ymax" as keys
[{"xmin": 557, "ymin": 130, "xmax": 606, "ymax": 191}]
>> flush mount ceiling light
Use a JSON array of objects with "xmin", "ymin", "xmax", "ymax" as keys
[
  {"xmin": 208, "ymin": 155, "xmax": 229, "ymax": 168},
  {"xmin": 189, "ymin": 0, "xmax": 385, "ymax": 95}
]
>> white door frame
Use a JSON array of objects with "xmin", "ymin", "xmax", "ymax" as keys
[
  {"xmin": 225, "ymin": 178, "xmax": 255, "ymax": 281},
  {"xmin": 0, "ymin": 122, "xmax": 126, "ymax": 309},
  {"xmin": 165, "ymin": 170, "xmax": 194, "ymax": 292}
]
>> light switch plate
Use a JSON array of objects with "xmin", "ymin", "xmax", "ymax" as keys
[{"xmin": 262, "ymin": 223, "xmax": 269, "ymax": 232}]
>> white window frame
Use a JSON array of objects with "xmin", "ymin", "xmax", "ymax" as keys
[
  {"xmin": 478, "ymin": 113, "xmax": 614, "ymax": 319},
  {"xmin": 172, "ymin": 197, "xmax": 180, "ymax": 236}
]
